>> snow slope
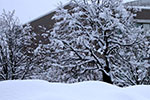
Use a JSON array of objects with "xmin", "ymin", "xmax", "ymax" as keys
[{"xmin": 0, "ymin": 80, "xmax": 149, "ymax": 100}]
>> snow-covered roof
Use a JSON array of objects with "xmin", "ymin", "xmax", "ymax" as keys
[{"xmin": 126, "ymin": 0, "xmax": 150, "ymax": 7}]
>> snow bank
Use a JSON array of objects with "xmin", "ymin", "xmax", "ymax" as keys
[{"xmin": 0, "ymin": 80, "xmax": 149, "ymax": 100}]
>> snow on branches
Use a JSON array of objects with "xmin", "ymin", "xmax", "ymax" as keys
[
  {"xmin": 36, "ymin": 0, "xmax": 150, "ymax": 86},
  {"xmin": 0, "ymin": 11, "xmax": 34, "ymax": 80}
]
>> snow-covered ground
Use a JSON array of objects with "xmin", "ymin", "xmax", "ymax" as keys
[{"xmin": 0, "ymin": 80, "xmax": 150, "ymax": 100}]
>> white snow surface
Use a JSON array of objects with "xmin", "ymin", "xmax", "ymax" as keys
[{"xmin": 0, "ymin": 80, "xmax": 150, "ymax": 100}]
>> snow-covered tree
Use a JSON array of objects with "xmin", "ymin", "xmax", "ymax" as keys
[
  {"xmin": 35, "ymin": 0, "xmax": 150, "ymax": 86},
  {"xmin": 111, "ymin": 29, "xmax": 150, "ymax": 86},
  {"xmin": 0, "ymin": 11, "xmax": 34, "ymax": 80}
]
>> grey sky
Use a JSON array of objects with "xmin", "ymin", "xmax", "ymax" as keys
[{"xmin": 0, "ymin": 0, "xmax": 135, "ymax": 24}]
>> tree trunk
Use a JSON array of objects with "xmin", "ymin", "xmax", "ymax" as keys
[
  {"xmin": 102, "ymin": 70, "xmax": 113, "ymax": 84},
  {"xmin": 102, "ymin": 30, "xmax": 113, "ymax": 84}
]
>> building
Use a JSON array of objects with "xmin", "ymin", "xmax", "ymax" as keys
[
  {"xmin": 28, "ymin": 4, "xmax": 72, "ymax": 48},
  {"xmin": 27, "ymin": 0, "xmax": 150, "ymax": 48},
  {"xmin": 126, "ymin": 0, "xmax": 150, "ymax": 30}
]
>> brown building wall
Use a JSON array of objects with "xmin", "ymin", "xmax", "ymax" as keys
[
  {"xmin": 27, "ymin": 3, "xmax": 150, "ymax": 49},
  {"xmin": 135, "ymin": 9, "xmax": 150, "ymax": 20}
]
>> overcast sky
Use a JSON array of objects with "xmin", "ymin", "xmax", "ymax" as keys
[{"xmin": 0, "ymin": 0, "xmax": 135, "ymax": 24}]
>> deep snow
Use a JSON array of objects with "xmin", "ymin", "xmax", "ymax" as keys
[{"xmin": 0, "ymin": 80, "xmax": 150, "ymax": 100}]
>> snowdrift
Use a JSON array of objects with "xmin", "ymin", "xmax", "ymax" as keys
[{"xmin": 0, "ymin": 80, "xmax": 150, "ymax": 100}]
